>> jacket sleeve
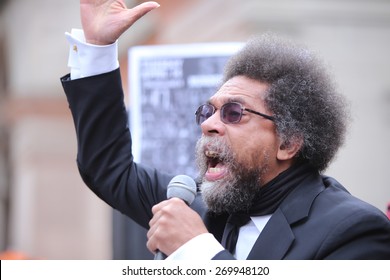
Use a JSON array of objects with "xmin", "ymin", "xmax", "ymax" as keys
[
  {"xmin": 320, "ymin": 207, "xmax": 390, "ymax": 260},
  {"xmin": 60, "ymin": 69, "xmax": 172, "ymax": 229}
]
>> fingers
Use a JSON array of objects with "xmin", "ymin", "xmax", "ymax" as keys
[
  {"xmin": 147, "ymin": 198, "xmax": 182, "ymax": 254},
  {"xmin": 80, "ymin": 0, "xmax": 160, "ymax": 45},
  {"xmin": 147, "ymin": 198, "xmax": 209, "ymax": 256}
]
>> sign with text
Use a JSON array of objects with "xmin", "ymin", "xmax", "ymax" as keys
[{"xmin": 128, "ymin": 43, "xmax": 242, "ymax": 178}]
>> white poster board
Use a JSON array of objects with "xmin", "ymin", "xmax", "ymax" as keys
[{"xmin": 128, "ymin": 43, "xmax": 243, "ymax": 178}]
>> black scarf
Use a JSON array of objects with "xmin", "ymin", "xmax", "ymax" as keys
[{"xmin": 248, "ymin": 162, "xmax": 316, "ymax": 216}]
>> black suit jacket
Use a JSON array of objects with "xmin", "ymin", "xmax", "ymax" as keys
[{"xmin": 61, "ymin": 69, "xmax": 390, "ymax": 259}]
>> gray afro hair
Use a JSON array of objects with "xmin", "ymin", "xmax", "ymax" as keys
[{"xmin": 223, "ymin": 33, "xmax": 349, "ymax": 171}]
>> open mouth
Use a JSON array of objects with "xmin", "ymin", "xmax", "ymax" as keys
[{"xmin": 204, "ymin": 150, "xmax": 228, "ymax": 181}]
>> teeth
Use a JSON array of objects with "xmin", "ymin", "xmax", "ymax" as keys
[
  {"xmin": 205, "ymin": 150, "xmax": 219, "ymax": 158},
  {"xmin": 209, "ymin": 167, "xmax": 222, "ymax": 173}
]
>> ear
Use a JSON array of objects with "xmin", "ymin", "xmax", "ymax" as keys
[{"xmin": 276, "ymin": 137, "xmax": 303, "ymax": 161}]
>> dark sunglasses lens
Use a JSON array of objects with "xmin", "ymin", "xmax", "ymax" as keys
[
  {"xmin": 196, "ymin": 104, "xmax": 214, "ymax": 125},
  {"xmin": 222, "ymin": 103, "xmax": 242, "ymax": 123}
]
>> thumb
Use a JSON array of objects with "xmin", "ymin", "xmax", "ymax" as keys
[{"xmin": 125, "ymin": 1, "xmax": 160, "ymax": 27}]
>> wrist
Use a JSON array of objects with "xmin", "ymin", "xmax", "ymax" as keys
[
  {"xmin": 166, "ymin": 233, "xmax": 224, "ymax": 260},
  {"xmin": 84, "ymin": 37, "xmax": 115, "ymax": 46},
  {"xmin": 65, "ymin": 29, "xmax": 119, "ymax": 79}
]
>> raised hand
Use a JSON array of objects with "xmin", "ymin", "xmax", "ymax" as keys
[{"xmin": 80, "ymin": 0, "xmax": 160, "ymax": 45}]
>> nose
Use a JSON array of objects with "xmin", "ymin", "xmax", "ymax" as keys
[{"xmin": 200, "ymin": 110, "xmax": 225, "ymax": 136}]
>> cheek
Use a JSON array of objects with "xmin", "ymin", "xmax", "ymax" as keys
[{"xmin": 230, "ymin": 128, "xmax": 279, "ymax": 166}]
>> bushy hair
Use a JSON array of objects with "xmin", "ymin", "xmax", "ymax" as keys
[{"xmin": 223, "ymin": 33, "xmax": 349, "ymax": 171}]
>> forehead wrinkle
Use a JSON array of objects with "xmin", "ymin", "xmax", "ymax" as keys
[{"xmin": 208, "ymin": 76, "xmax": 269, "ymax": 108}]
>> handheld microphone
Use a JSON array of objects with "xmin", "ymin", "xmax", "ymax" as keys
[{"xmin": 154, "ymin": 175, "xmax": 197, "ymax": 260}]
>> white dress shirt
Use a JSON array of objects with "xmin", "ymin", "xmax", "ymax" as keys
[
  {"xmin": 65, "ymin": 29, "xmax": 119, "ymax": 80},
  {"xmin": 65, "ymin": 29, "xmax": 272, "ymax": 259}
]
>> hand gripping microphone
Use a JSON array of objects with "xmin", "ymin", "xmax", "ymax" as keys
[{"xmin": 154, "ymin": 175, "xmax": 197, "ymax": 260}]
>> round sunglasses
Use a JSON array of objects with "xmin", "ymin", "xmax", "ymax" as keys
[{"xmin": 195, "ymin": 102, "xmax": 275, "ymax": 125}]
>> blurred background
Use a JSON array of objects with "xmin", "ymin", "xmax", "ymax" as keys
[{"xmin": 0, "ymin": 0, "xmax": 389, "ymax": 259}]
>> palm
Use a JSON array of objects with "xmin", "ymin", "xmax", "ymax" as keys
[{"xmin": 80, "ymin": 0, "xmax": 159, "ymax": 45}]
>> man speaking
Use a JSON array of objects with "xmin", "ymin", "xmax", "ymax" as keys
[{"xmin": 61, "ymin": 0, "xmax": 390, "ymax": 259}]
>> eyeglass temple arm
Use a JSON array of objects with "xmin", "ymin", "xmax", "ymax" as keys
[{"xmin": 244, "ymin": 108, "xmax": 275, "ymax": 121}]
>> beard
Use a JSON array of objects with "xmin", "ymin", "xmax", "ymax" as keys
[{"xmin": 195, "ymin": 135, "xmax": 269, "ymax": 214}]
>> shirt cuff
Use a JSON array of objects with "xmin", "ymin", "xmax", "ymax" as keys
[
  {"xmin": 166, "ymin": 233, "xmax": 225, "ymax": 260},
  {"xmin": 65, "ymin": 29, "xmax": 119, "ymax": 80}
]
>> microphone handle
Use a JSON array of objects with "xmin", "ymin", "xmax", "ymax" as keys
[
  {"xmin": 154, "ymin": 250, "xmax": 167, "ymax": 260},
  {"xmin": 153, "ymin": 174, "xmax": 196, "ymax": 260}
]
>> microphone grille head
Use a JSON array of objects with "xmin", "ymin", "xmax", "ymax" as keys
[{"xmin": 167, "ymin": 175, "xmax": 197, "ymax": 205}]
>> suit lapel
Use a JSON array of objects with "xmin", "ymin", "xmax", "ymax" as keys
[
  {"xmin": 247, "ymin": 208, "xmax": 294, "ymax": 259},
  {"xmin": 247, "ymin": 173, "xmax": 325, "ymax": 259}
]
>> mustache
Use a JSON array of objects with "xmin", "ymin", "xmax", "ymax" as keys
[
  {"xmin": 195, "ymin": 136, "xmax": 236, "ymax": 177},
  {"xmin": 195, "ymin": 135, "xmax": 263, "ymax": 214}
]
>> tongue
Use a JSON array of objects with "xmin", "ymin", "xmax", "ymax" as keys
[{"xmin": 205, "ymin": 162, "xmax": 227, "ymax": 181}]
